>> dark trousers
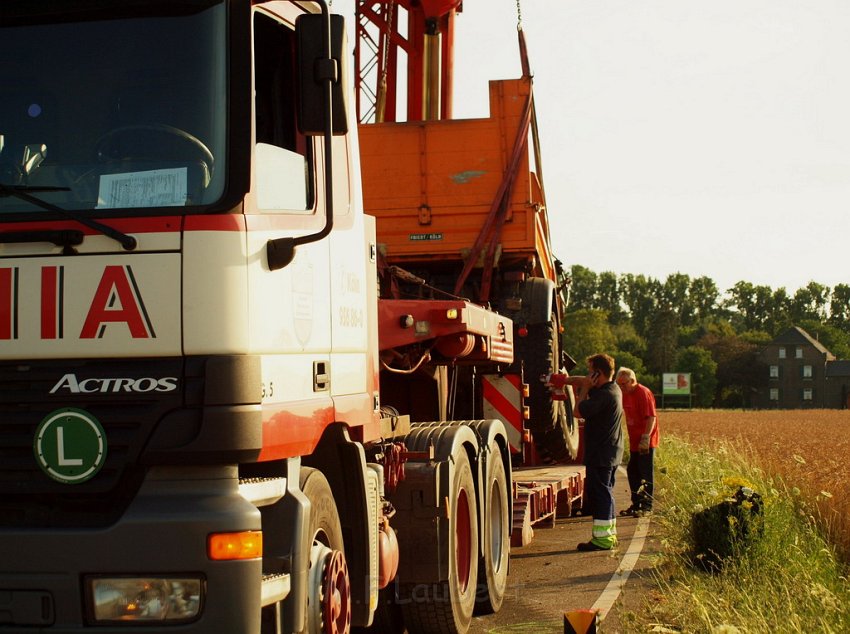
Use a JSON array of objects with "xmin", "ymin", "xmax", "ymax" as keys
[
  {"xmin": 626, "ymin": 448, "xmax": 654, "ymax": 510},
  {"xmin": 585, "ymin": 465, "xmax": 617, "ymax": 520}
]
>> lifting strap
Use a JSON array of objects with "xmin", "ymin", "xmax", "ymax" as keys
[
  {"xmin": 452, "ymin": 87, "xmax": 533, "ymax": 300},
  {"xmin": 452, "ymin": 12, "xmax": 542, "ymax": 302},
  {"xmin": 516, "ymin": 0, "xmax": 533, "ymax": 78},
  {"xmin": 515, "ymin": 0, "xmax": 553, "ymax": 263}
]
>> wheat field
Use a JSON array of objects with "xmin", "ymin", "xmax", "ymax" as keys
[{"xmin": 661, "ymin": 409, "xmax": 850, "ymax": 558}]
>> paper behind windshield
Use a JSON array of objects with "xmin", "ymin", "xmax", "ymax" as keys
[{"xmin": 97, "ymin": 168, "xmax": 188, "ymax": 209}]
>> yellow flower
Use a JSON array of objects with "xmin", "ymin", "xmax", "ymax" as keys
[{"xmin": 721, "ymin": 476, "xmax": 754, "ymax": 490}]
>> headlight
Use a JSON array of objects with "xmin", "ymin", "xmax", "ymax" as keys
[{"xmin": 88, "ymin": 577, "xmax": 203, "ymax": 624}]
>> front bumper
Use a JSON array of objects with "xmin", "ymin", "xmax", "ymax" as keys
[{"xmin": 0, "ymin": 466, "xmax": 262, "ymax": 632}]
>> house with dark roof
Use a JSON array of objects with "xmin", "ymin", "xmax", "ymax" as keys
[{"xmin": 755, "ymin": 326, "xmax": 849, "ymax": 409}]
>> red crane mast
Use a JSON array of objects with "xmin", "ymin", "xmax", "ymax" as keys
[{"xmin": 355, "ymin": 0, "xmax": 462, "ymax": 123}]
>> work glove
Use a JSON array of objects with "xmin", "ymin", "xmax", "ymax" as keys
[
  {"xmin": 638, "ymin": 433, "xmax": 650, "ymax": 453},
  {"xmin": 541, "ymin": 373, "xmax": 567, "ymax": 400}
]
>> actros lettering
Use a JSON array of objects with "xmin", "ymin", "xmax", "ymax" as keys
[{"xmin": 50, "ymin": 374, "xmax": 178, "ymax": 394}]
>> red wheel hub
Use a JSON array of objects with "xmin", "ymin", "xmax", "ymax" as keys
[
  {"xmin": 455, "ymin": 488, "xmax": 472, "ymax": 592},
  {"xmin": 321, "ymin": 550, "xmax": 351, "ymax": 634}
]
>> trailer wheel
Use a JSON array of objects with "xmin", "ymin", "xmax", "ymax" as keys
[
  {"xmin": 300, "ymin": 468, "xmax": 351, "ymax": 634},
  {"xmin": 475, "ymin": 444, "xmax": 510, "ymax": 614},
  {"xmin": 561, "ymin": 388, "xmax": 580, "ymax": 458},
  {"xmin": 519, "ymin": 320, "xmax": 578, "ymax": 462},
  {"xmin": 537, "ymin": 399, "xmax": 579, "ymax": 463},
  {"xmin": 401, "ymin": 449, "xmax": 478, "ymax": 633}
]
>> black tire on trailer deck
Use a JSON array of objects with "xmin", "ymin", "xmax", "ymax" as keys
[
  {"xmin": 562, "ymin": 387, "xmax": 580, "ymax": 458},
  {"xmin": 537, "ymin": 398, "xmax": 580, "ymax": 463},
  {"xmin": 400, "ymin": 449, "xmax": 478, "ymax": 633},
  {"xmin": 298, "ymin": 468, "xmax": 351, "ymax": 634},
  {"xmin": 474, "ymin": 442, "xmax": 510, "ymax": 615},
  {"xmin": 517, "ymin": 320, "xmax": 578, "ymax": 462}
]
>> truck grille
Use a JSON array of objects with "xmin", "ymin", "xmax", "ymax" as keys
[{"xmin": 0, "ymin": 358, "xmax": 186, "ymax": 528}]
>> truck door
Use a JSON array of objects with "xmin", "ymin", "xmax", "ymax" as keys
[{"xmin": 245, "ymin": 8, "xmax": 334, "ymax": 460}]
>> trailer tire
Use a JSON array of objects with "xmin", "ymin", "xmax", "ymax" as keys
[
  {"xmin": 518, "ymin": 320, "xmax": 578, "ymax": 462},
  {"xmin": 475, "ymin": 444, "xmax": 510, "ymax": 615},
  {"xmin": 562, "ymin": 388, "xmax": 580, "ymax": 458},
  {"xmin": 400, "ymin": 449, "xmax": 478, "ymax": 633},
  {"xmin": 299, "ymin": 468, "xmax": 351, "ymax": 634},
  {"xmin": 537, "ymin": 398, "xmax": 580, "ymax": 463}
]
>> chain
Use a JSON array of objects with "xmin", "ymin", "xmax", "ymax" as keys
[{"xmin": 515, "ymin": 0, "xmax": 522, "ymax": 30}]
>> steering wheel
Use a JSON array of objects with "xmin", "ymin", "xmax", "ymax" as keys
[{"xmin": 94, "ymin": 123, "xmax": 215, "ymax": 177}]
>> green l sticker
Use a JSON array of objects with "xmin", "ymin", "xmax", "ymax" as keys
[{"xmin": 34, "ymin": 408, "xmax": 107, "ymax": 484}]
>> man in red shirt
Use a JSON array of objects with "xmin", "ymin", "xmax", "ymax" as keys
[{"xmin": 616, "ymin": 367, "xmax": 658, "ymax": 516}]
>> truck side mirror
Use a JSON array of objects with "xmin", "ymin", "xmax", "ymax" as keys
[{"xmin": 295, "ymin": 13, "xmax": 349, "ymax": 136}]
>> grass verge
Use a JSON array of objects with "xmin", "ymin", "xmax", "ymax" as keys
[{"xmin": 623, "ymin": 434, "xmax": 850, "ymax": 633}]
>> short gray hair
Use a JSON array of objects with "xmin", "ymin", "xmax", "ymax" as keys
[{"xmin": 617, "ymin": 367, "xmax": 636, "ymax": 382}]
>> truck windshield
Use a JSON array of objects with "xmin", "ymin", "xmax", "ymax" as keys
[{"xmin": 0, "ymin": 1, "xmax": 227, "ymax": 215}]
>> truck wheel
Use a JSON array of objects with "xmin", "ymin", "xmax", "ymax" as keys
[
  {"xmin": 475, "ymin": 444, "xmax": 509, "ymax": 615},
  {"xmin": 401, "ymin": 449, "xmax": 478, "ymax": 633},
  {"xmin": 299, "ymin": 468, "xmax": 351, "ymax": 634},
  {"xmin": 519, "ymin": 320, "xmax": 578, "ymax": 462}
]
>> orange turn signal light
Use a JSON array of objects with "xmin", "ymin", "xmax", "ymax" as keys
[{"xmin": 208, "ymin": 531, "xmax": 263, "ymax": 561}]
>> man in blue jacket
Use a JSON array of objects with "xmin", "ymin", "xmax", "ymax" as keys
[{"xmin": 566, "ymin": 353, "xmax": 625, "ymax": 551}]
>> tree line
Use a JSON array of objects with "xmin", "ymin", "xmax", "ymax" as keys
[{"xmin": 561, "ymin": 265, "xmax": 850, "ymax": 408}]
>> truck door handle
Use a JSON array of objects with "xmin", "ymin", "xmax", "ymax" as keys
[{"xmin": 314, "ymin": 361, "xmax": 330, "ymax": 392}]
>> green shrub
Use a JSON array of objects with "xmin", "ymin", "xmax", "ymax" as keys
[{"xmin": 691, "ymin": 484, "xmax": 763, "ymax": 570}]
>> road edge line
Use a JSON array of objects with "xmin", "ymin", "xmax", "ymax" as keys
[{"xmin": 590, "ymin": 466, "xmax": 652, "ymax": 620}]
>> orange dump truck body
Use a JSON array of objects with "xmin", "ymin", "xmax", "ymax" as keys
[{"xmin": 358, "ymin": 77, "xmax": 557, "ymax": 285}]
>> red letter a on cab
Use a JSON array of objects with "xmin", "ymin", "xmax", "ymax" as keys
[{"xmin": 80, "ymin": 266, "xmax": 155, "ymax": 339}]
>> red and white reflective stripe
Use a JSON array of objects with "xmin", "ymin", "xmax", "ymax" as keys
[{"xmin": 482, "ymin": 374, "xmax": 524, "ymax": 451}]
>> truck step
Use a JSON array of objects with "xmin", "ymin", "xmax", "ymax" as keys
[
  {"xmin": 261, "ymin": 573, "xmax": 291, "ymax": 607},
  {"xmin": 239, "ymin": 477, "xmax": 286, "ymax": 508}
]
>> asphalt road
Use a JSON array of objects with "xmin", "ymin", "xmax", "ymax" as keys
[{"xmin": 468, "ymin": 465, "xmax": 659, "ymax": 634}]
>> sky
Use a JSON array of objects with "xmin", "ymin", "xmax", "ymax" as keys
[{"xmin": 335, "ymin": 1, "xmax": 850, "ymax": 296}]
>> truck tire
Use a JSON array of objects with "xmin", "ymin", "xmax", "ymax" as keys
[
  {"xmin": 299, "ymin": 468, "xmax": 351, "ymax": 634},
  {"xmin": 474, "ymin": 443, "xmax": 510, "ymax": 615},
  {"xmin": 517, "ymin": 320, "xmax": 578, "ymax": 462},
  {"xmin": 400, "ymin": 449, "xmax": 478, "ymax": 633}
]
